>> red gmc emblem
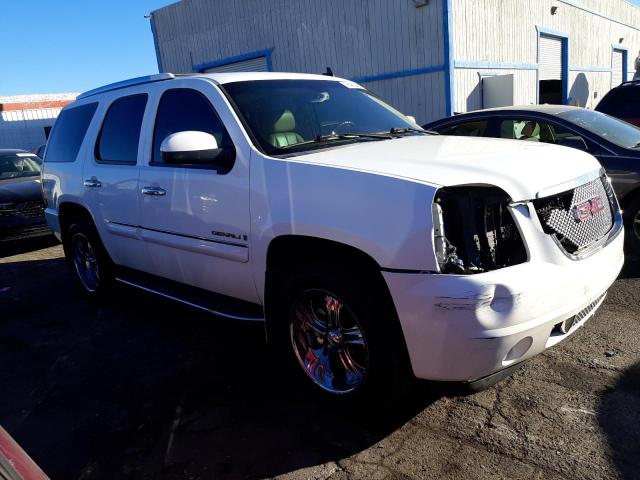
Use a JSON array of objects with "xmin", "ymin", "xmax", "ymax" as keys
[{"xmin": 574, "ymin": 196, "xmax": 605, "ymax": 222}]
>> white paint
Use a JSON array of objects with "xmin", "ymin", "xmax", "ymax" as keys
[
  {"xmin": 160, "ymin": 131, "xmax": 219, "ymax": 153},
  {"xmin": 43, "ymin": 73, "xmax": 625, "ymax": 383}
]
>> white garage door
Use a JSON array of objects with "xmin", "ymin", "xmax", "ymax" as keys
[
  {"xmin": 611, "ymin": 50, "xmax": 624, "ymax": 87},
  {"xmin": 539, "ymin": 35, "xmax": 563, "ymax": 80},
  {"xmin": 203, "ymin": 56, "xmax": 268, "ymax": 73}
]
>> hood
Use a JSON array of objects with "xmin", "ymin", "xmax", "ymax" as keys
[
  {"xmin": 0, "ymin": 176, "xmax": 43, "ymax": 204},
  {"xmin": 290, "ymin": 136, "xmax": 603, "ymax": 201}
]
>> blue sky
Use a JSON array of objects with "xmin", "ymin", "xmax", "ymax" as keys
[{"xmin": 0, "ymin": 0, "xmax": 173, "ymax": 96}]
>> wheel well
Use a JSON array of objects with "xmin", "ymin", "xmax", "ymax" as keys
[
  {"xmin": 58, "ymin": 202, "xmax": 94, "ymax": 246},
  {"xmin": 264, "ymin": 235, "xmax": 410, "ymax": 361},
  {"xmin": 266, "ymin": 235, "xmax": 383, "ymax": 276},
  {"xmin": 620, "ymin": 187, "xmax": 640, "ymax": 212}
]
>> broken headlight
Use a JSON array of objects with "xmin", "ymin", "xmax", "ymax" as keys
[{"xmin": 432, "ymin": 186, "xmax": 527, "ymax": 274}]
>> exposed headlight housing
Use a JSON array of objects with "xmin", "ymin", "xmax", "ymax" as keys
[{"xmin": 432, "ymin": 186, "xmax": 528, "ymax": 274}]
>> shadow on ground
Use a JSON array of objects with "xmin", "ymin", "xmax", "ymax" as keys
[
  {"xmin": 598, "ymin": 362, "xmax": 640, "ymax": 479},
  {"xmin": 0, "ymin": 235, "xmax": 58, "ymax": 258},
  {"xmin": 0, "ymin": 255, "xmax": 438, "ymax": 479}
]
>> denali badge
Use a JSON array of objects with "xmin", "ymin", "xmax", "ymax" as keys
[
  {"xmin": 573, "ymin": 196, "xmax": 605, "ymax": 222},
  {"xmin": 211, "ymin": 230, "xmax": 248, "ymax": 241}
]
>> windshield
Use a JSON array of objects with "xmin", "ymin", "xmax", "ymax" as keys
[
  {"xmin": 222, "ymin": 79, "xmax": 417, "ymax": 154},
  {"xmin": 0, "ymin": 153, "xmax": 42, "ymax": 179},
  {"xmin": 558, "ymin": 109, "xmax": 640, "ymax": 149}
]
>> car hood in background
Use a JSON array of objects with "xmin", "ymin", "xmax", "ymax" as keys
[
  {"xmin": 0, "ymin": 176, "xmax": 43, "ymax": 204},
  {"xmin": 290, "ymin": 135, "xmax": 603, "ymax": 201}
]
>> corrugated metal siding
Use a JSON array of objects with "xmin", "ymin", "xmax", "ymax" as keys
[
  {"xmin": 203, "ymin": 56, "xmax": 268, "ymax": 73},
  {"xmin": 539, "ymin": 35, "xmax": 562, "ymax": 80},
  {"xmin": 0, "ymin": 108, "xmax": 61, "ymax": 150},
  {"xmin": 365, "ymin": 71, "xmax": 446, "ymax": 124},
  {"xmin": 151, "ymin": 0, "xmax": 447, "ymax": 123},
  {"xmin": 452, "ymin": 0, "xmax": 640, "ymax": 114},
  {"xmin": 611, "ymin": 50, "xmax": 623, "ymax": 87}
]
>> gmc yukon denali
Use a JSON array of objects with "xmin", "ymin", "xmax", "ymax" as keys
[{"xmin": 42, "ymin": 72, "xmax": 624, "ymax": 398}]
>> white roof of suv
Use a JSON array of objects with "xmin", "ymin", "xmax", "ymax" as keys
[{"xmin": 77, "ymin": 72, "xmax": 348, "ymax": 100}]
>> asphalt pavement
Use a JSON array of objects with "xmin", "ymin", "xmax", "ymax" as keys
[{"xmin": 0, "ymin": 238, "xmax": 639, "ymax": 480}]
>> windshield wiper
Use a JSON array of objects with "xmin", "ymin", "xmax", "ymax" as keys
[
  {"xmin": 389, "ymin": 127, "xmax": 439, "ymax": 136},
  {"xmin": 278, "ymin": 132, "xmax": 392, "ymax": 150}
]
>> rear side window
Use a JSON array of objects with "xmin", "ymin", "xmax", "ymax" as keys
[
  {"xmin": 438, "ymin": 120, "xmax": 488, "ymax": 137},
  {"xmin": 597, "ymin": 87, "xmax": 640, "ymax": 118},
  {"xmin": 45, "ymin": 103, "xmax": 98, "ymax": 163},
  {"xmin": 152, "ymin": 88, "xmax": 234, "ymax": 168},
  {"xmin": 96, "ymin": 94, "xmax": 147, "ymax": 164}
]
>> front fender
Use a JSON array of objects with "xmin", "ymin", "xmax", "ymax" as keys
[{"xmin": 250, "ymin": 155, "xmax": 438, "ymax": 299}]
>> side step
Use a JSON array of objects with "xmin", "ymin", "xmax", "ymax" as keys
[{"xmin": 114, "ymin": 267, "xmax": 264, "ymax": 321}]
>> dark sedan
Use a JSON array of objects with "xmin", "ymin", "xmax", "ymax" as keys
[
  {"xmin": 0, "ymin": 149, "xmax": 50, "ymax": 243},
  {"xmin": 424, "ymin": 105, "xmax": 640, "ymax": 253}
]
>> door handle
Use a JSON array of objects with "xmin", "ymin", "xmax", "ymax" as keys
[
  {"xmin": 141, "ymin": 186, "xmax": 167, "ymax": 196},
  {"xmin": 83, "ymin": 178, "xmax": 102, "ymax": 188}
]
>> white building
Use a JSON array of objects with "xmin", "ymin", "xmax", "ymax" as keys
[
  {"xmin": 0, "ymin": 93, "xmax": 77, "ymax": 151},
  {"xmin": 149, "ymin": 0, "xmax": 640, "ymax": 125}
]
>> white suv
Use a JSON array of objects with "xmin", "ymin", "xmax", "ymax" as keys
[{"xmin": 42, "ymin": 72, "xmax": 624, "ymax": 397}]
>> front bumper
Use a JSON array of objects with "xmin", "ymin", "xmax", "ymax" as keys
[{"xmin": 383, "ymin": 227, "xmax": 624, "ymax": 382}]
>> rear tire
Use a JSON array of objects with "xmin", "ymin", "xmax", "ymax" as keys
[
  {"xmin": 65, "ymin": 219, "xmax": 114, "ymax": 297},
  {"xmin": 269, "ymin": 263, "xmax": 412, "ymax": 402}
]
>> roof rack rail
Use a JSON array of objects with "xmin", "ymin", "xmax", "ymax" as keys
[
  {"xmin": 77, "ymin": 73, "xmax": 175, "ymax": 100},
  {"xmin": 620, "ymin": 79, "xmax": 640, "ymax": 86}
]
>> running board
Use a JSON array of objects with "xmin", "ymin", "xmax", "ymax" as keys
[{"xmin": 114, "ymin": 267, "xmax": 264, "ymax": 322}]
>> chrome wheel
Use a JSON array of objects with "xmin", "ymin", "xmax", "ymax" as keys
[
  {"xmin": 71, "ymin": 232, "xmax": 100, "ymax": 293},
  {"xmin": 289, "ymin": 289, "xmax": 369, "ymax": 394}
]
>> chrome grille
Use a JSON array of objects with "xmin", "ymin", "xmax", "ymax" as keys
[
  {"xmin": 19, "ymin": 201, "xmax": 45, "ymax": 218},
  {"xmin": 534, "ymin": 176, "xmax": 614, "ymax": 255},
  {"xmin": 575, "ymin": 292, "xmax": 607, "ymax": 324},
  {"xmin": 0, "ymin": 223, "xmax": 50, "ymax": 241}
]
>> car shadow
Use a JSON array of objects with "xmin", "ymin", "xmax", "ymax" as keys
[
  {"xmin": 0, "ymin": 257, "xmax": 440, "ymax": 479},
  {"xmin": 0, "ymin": 235, "xmax": 58, "ymax": 258},
  {"xmin": 598, "ymin": 361, "xmax": 640, "ymax": 479}
]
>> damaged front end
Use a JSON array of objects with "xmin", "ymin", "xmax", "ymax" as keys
[{"xmin": 432, "ymin": 186, "xmax": 528, "ymax": 274}]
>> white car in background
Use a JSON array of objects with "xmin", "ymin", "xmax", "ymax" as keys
[{"xmin": 42, "ymin": 72, "xmax": 624, "ymax": 398}]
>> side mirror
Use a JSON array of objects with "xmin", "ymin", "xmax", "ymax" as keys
[
  {"xmin": 556, "ymin": 137, "xmax": 589, "ymax": 152},
  {"xmin": 160, "ymin": 131, "xmax": 221, "ymax": 164},
  {"xmin": 405, "ymin": 115, "xmax": 418, "ymax": 125}
]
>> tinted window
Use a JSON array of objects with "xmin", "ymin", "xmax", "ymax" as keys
[
  {"xmin": 438, "ymin": 121, "xmax": 488, "ymax": 137},
  {"xmin": 152, "ymin": 89, "xmax": 234, "ymax": 166},
  {"xmin": 45, "ymin": 103, "xmax": 98, "ymax": 163},
  {"xmin": 0, "ymin": 153, "xmax": 41, "ymax": 179},
  {"xmin": 222, "ymin": 80, "xmax": 415, "ymax": 154},
  {"xmin": 596, "ymin": 87, "xmax": 640, "ymax": 118},
  {"xmin": 97, "ymin": 94, "xmax": 147, "ymax": 163},
  {"xmin": 558, "ymin": 109, "xmax": 640, "ymax": 149},
  {"xmin": 498, "ymin": 119, "xmax": 589, "ymax": 150}
]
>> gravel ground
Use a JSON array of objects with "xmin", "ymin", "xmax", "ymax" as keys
[{"xmin": 0, "ymin": 238, "xmax": 639, "ymax": 480}]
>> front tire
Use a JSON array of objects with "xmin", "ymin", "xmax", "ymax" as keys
[{"xmin": 272, "ymin": 264, "xmax": 412, "ymax": 400}]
